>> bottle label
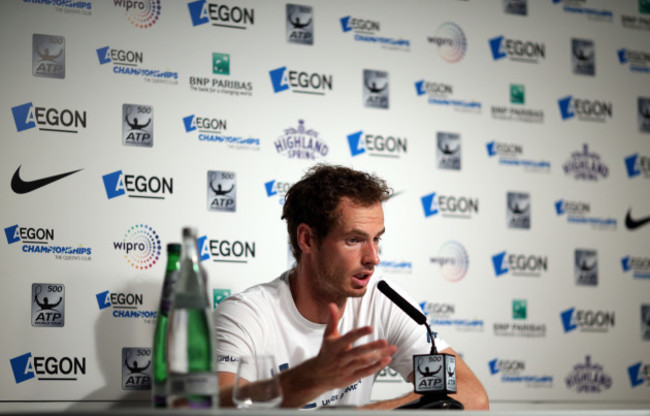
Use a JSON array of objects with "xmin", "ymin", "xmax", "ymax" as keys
[{"xmin": 170, "ymin": 372, "xmax": 218, "ymax": 396}]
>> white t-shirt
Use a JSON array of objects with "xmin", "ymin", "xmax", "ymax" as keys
[{"xmin": 214, "ymin": 270, "xmax": 449, "ymax": 409}]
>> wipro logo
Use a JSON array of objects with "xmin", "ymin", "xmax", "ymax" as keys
[
  {"xmin": 112, "ymin": 224, "xmax": 161, "ymax": 270},
  {"xmin": 10, "ymin": 352, "xmax": 86, "ymax": 384}
]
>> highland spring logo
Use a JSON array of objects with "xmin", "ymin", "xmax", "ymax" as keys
[
  {"xmin": 565, "ymin": 356, "xmax": 612, "ymax": 393},
  {"xmin": 275, "ymin": 120, "xmax": 328, "ymax": 160},
  {"xmin": 562, "ymin": 144, "xmax": 609, "ymax": 181}
]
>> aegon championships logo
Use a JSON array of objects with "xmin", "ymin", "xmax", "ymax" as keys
[
  {"xmin": 429, "ymin": 241, "xmax": 469, "ymax": 282},
  {"xmin": 488, "ymin": 357, "xmax": 553, "ymax": 387},
  {"xmin": 618, "ymin": 48, "xmax": 650, "ymax": 73},
  {"xmin": 415, "ymin": 80, "xmax": 481, "ymax": 113},
  {"xmin": 553, "ymin": 0, "xmax": 613, "ymax": 22},
  {"xmin": 96, "ymin": 46, "xmax": 178, "ymax": 84},
  {"xmin": 264, "ymin": 179, "xmax": 292, "ymax": 205},
  {"xmin": 183, "ymin": 114, "xmax": 260, "ymax": 150},
  {"xmin": 4, "ymin": 224, "xmax": 91, "ymax": 261},
  {"xmin": 486, "ymin": 141, "xmax": 550, "ymax": 172},
  {"xmin": 554, "ymin": 199, "xmax": 616, "ymax": 229},
  {"xmin": 340, "ymin": 15, "xmax": 410, "ymax": 51},
  {"xmin": 420, "ymin": 301, "xmax": 484, "ymax": 332},
  {"xmin": 114, "ymin": 0, "xmax": 161, "ymax": 28},
  {"xmin": 96, "ymin": 290, "xmax": 156, "ymax": 323},
  {"xmin": 428, "ymin": 22, "xmax": 466, "ymax": 63},
  {"xmin": 621, "ymin": 255, "xmax": 650, "ymax": 279},
  {"xmin": 112, "ymin": 224, "xmax": 161, "ymax": 270}
]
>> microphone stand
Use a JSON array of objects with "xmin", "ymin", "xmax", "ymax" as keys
[{"xmin": 397, "ymin": 322, "xmax": 464, "ymax": 410}]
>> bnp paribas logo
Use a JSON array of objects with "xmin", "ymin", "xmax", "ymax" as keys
[
  {"xmin": 32, "ymin": 34, "xmax": 65, "ymax": 79},
  {"xmin": 213, "ymin": 53, "xmax": 230, "ymax": 75},
  {"xmin": 512, "ymin": 299, "xmax": 527, "ymax": 320},
  {"xmin": 510, "ymin": 84, "xmax": 525, "ymax": 104}
]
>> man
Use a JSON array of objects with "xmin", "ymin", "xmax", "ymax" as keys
[{"xmin": 214, "ymin": 164, "xmax": 489, "ymax": 409}]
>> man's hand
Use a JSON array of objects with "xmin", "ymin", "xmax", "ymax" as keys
[{"xmin": 273, "ymin": 303, "xmax": 396, "ymax": 408}]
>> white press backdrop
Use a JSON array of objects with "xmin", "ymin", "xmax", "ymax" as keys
[{"xmin": 1, "ymin": 0, "xmax": 649, "ymax": 411}]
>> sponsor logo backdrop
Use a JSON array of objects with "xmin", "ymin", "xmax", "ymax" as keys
[{"xmin": 0, "ymin": 0, "xmax": 649, "ymax": 410}]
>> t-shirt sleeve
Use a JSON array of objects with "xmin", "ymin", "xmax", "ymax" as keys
[
  {"xmin": 377, "ymin": 279, "xmax": 449, "ymax": 382},
  {"xmin": 213, "ymin": 294, "xmax": 264, "ymax": 376}
]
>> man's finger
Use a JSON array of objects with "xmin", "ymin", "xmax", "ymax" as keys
[
  {"xmin": 339, "ymin": 342, "xmax": 396, "ymax": 367},
  {"xmin": 323, "ymin": 303, "xmax": 341, "ymax": 339}
]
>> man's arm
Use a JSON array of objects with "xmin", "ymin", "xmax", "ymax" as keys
[
  {"xmin": 360, "ymin": 347, "xmax": 489, "ymax": 410},
  {"xmin": 218, "ymin": 303, "xmax": 397, "ymax": 408}
]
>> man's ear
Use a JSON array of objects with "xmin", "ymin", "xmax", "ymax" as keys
[{"xmin": 296, "ymin": 223, "xmax": 316, "ymax": 255}]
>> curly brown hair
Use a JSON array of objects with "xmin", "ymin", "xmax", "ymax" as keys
[{"xmin": 282, "ymin": 164, "xmax": 391, "ymax": 261}]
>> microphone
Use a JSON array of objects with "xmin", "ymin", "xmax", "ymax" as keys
[{"xmin": 377, "ymin": 280, "xmax": 463, "ymax": 410}]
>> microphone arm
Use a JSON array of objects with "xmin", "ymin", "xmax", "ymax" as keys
[{"xmin": 376, "ymin": 280, "xmax": 437, "ymax": 354}]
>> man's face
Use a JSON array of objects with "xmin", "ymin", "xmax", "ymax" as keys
[{"xmin": 310, "ymin": 197, "xmax": 384, "ymax": 303}]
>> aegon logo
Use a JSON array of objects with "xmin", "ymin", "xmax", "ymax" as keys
[
  {"xmin": 4, "ymin": 225, "xmax": 54, "ymax": 245},
  {"xmin": 96, "ymin": 47, "xmax": 143, "ymax": 66},
  {"xmin": 11, "ymin": 102, "xmax": 86, "ymax": 133},
  {"xmin": 415, "ymin": 81, "xmax": 453, "ymax": 97},
  {"xmin": 489, "ymin": 358, "xmax": 525, "ymax": 375},
  {"xmin": 489, "ymin": 36, "xmax": 545, "ymax": 63},
  {"xmin": 487, "ymin": 141, "xmax": 523, "ymax": 158},
  {"xmin": 96, "ymin": 290, "xmax": 156, "ymax": 319},
  {"xmin": 340, "ymin": 16, "xmax": 380, "ymax": 33},
  {"xmin": 269, "ymin": 67, "xmax": 332, "ymax": 95},
  {"xmin": 10, "ymin": 352, "xmax": 86, "ymax": 384},
  {"xmin": 560, "ymin": 307, "xmax": 615, "ymax": 333},
  {"xmin": 625, "ymin": 153, "xmax": 650, "ymax": 178},
  {"xmin": 419, "ymin": 302, "xmax": 455, "ymax": 317},
  {"xmin": 621, "ymin": 256, "xmax": 650, "ymax": 279},
  {"xmin": 347, "ymin": 131, "xmax": 407, "ymax": 158},
  {"xmin": 102, "ymin": 170, "xmax": 173, "ymax": 200},
  {"xmin": 421, "ymin": 193, "xmax": 478, "ymax": 219},
  {"xmin": 96, "ymin": 291, "xmax": 144, "ymax": 310},
  {"xmin": 491, "ymin": 252, "xmax": 548, "ymax": 277},
  {"xmin": 628, "ymin": 361, "xmax": 650, "ymax": 388},
  {"xmin": 558, "ymin": 96, "xmax": 613, "ymax": 122},
  {"xmin": 188, "ymin": 0, "xmax": 254, "ymax": 29},
  {"xmin": 555, "ymin": 199, "xmax": 590, "ymax": 216},
  {"xmin": 183, "ymin": 114, "xmax": 227, "ymax": 133},
  {"xmin": 265, "ymin": 179, "xmax": 292, "ymax": 205},
  {"xmin": 198, "ymin": 236, "xmax": 256, "ymax": 263}
]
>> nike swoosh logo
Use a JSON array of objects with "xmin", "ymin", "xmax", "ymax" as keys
[
  {"xmin": 11, "ymin": 165, "xmax": 83, "ymax": 194},
  {"xmin": 625, "ymin": 209, "xmax": 650, "ymax": 230}
]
